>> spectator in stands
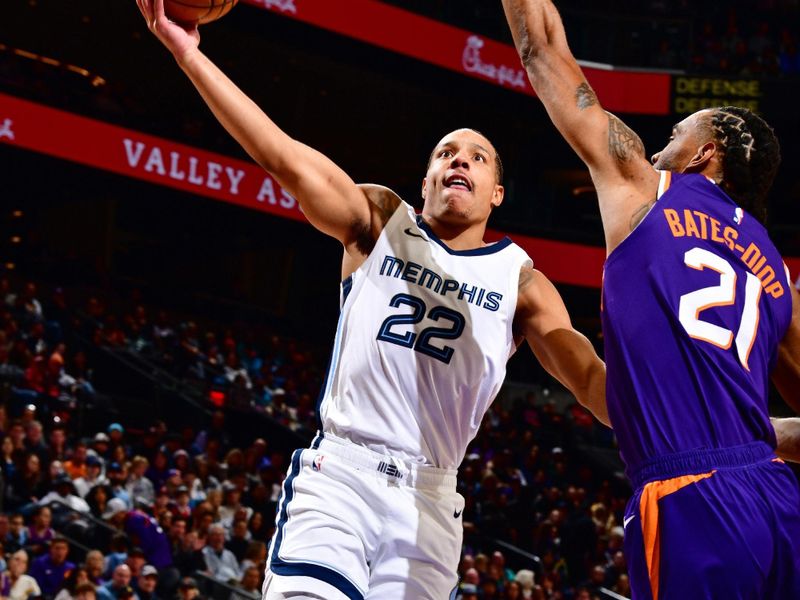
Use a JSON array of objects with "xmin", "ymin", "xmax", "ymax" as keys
[
  {"xmin": 6, "ymin": 452, "xmax": 47, "ymax": 511},
  {"xmin": 176, "ymin": 577, "xmax": 199, "ymax": 600},
  {"xmin": 107, "ymin": 426, "xmax": 126, "ymax": 456},
  {"xmin": 217, "ymin": 484, "xmax": 248, "ymax": 533},
  {"xmin": 84, "ymin": 550, "xmax": 105, "ymax": 586},
  {"xmin": 132, "ymin": 565, "xmax": 158, "ymax": 600},
  {"xmin": 0, "ymin": 549, "xmax": 41, "ymax": 600},
  {"xmin": 26, "ymin": 505, "xmax": 55, "ymax": 556},
  {"xmin": 171, "ymin": 530, "xmax": 206, "ymax": 577},
  {"xmin": 104, "ymin": 498, "xmax": 172, "ymax": 570},
  {"xmin": 7, "ymin": 423, "xmax": 26, "ymax": 454},
  {"xmin": 54, "ymin": 565, "xmax": 91, "ymax": 600},
  {"xmin": 63, "ymin": 443, "xmax": 89, "ymax": 481},
  {"xmin": 96, "ymin": 565, "xmax": 134, "ymax": 600},
  {"xmin": 19, "ymin": 283, "xmax": 43, "ymax": 324},
  {"xmin": 23, "ymin": 422, "xmax": 48, "ymax": 466},
  {"xmin": 124, "ymin": 549, "xmax": 146, "ymax": 580},
  {"xmin": 456, "ymin": 583, "xmax": 479, "ymax": 600},
  {"xmin": 74, "ymin": 458, "xmax": 107, "ymax": 500},
  {"xmin": 172, "ymin": 451, "xmax": 190, "ymax": 477},
  {"xmin": 1, "ymin": 437, "xmax": 18, "ymax": 482},
  {"xmin": 193, "ymin": 412, "xmax": 229, "ymax": 455},
  {"xmin": 162, "ymin": 470, "xmax": 181, "ymax": 499},
  {"xmin": 228, "ymin": 566, "xmax": 260, "ymax": 600},
  {"xmin": 126, "ymin": 457, "xmax": 154, "ymax": 508},
  {"xmin": 513, "ymin": 569, "xmax": 536, "ymax": 599},
  {"xmin": 5, "ymin": 514, "xmax": 28, "ymax": 553},
  {"xmin": 169, "ymin": 487, "xmax": 191, "ymax": 521},
  {"xmin": 29, "ymin": 537, "xmax": 75, "ymax": 598},
  {"xmin": 103, "ymin": 535, "xmax": 129, "ymax": 580},
  {"xmin": 143, "ymin": 452, "xmax": 169, "ymax": 493},
  {"xmin": 92, "ymin": 434, "xmax": 111, "ymax": 463},
  {"xmin": 74, "ymin": 583, "xmax": 98, "ymax": 600},
  {"xmin": 201, "ymin": 525, "xmax": 239, "ymax": 583},
  {"xmin": 237, "ymin": 542, "xmax": 265, "ymax": 576},
  {"xmin": 38, "ymin": 473, "xmax": 91, "ymax": 513},
  {"xmin": 223, "ymin": 520, "xmax": 248, "ymax": 563},
  {"xmin": 105, "ymin": 464, "xmax": 132, "ymax": 510}
]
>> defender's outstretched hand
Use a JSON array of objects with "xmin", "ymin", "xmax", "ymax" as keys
[{"xmin": 136, "ymin": 0, "xmax": 200, "ymax": 61}]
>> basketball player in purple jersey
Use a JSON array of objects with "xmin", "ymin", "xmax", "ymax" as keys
[{"xmin": 502, "ymin": 1, "xmax": 800, "ymax": 598}]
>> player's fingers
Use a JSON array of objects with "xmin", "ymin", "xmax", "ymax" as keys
[
  {"xmin": 153, "ymin": 0, "xmax": 166, "ymax": 20},
  {"xmin": 137, "ymin": 0, "xmax": 154, "ymax": 27}
]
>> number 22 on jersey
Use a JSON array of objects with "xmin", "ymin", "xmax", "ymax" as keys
[
  {"xmin": 376, "ymin": 293, "xmax": 465, "ymax": 364},
  {"xmin": 678, "ymin": 247, "xmax": 762, "ymax": 370}
]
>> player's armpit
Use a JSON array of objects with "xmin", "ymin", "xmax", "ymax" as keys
[{"xmin": 515, "ymin": 268, "xmax": 610, "ymax": 426}]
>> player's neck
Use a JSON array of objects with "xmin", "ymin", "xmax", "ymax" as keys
[{"xmin": 421, "ymin": 215, "xmax": 488, "ymax": 250}]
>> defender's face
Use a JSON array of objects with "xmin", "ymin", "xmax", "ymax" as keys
[
  {"xmin": 651, "ymin": 110, "xmax": 713, "ymax": 171},
  {"xmin": 422, "ymin": 129, "xmax": 503, "ymax": 224}
]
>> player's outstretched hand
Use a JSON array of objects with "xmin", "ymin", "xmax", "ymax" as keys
[{"xmin": 136, "ymin": 0, "xmax": 200, "ymax": 61}]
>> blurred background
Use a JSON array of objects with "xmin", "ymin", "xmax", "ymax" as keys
[{"xmin": 0, "ymin": 1, "xmax": 799, "ymax": 599}]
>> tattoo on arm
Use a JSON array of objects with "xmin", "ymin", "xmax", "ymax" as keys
[
  {"xmin": 518, "ymin": 267, "xmax": 535, "ymax": 293},
  {"xmin": 629, "ymin": 201, "xmax": 656, "ymax": 231},
  {"xmin": 575, "ymin": 82, "xmax": 598, "ymax": 110},
  {"xmin": 607, "ymin": 114, "xmax": 645, "ymax": 163}
]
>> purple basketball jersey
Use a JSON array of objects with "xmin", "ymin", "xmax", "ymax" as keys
[{"xmin": 602, "ymin": 171, "xmax": 792, "ymax": 475}]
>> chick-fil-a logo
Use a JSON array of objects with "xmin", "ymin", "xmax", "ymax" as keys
[
  {"xmin": 257, "ymin": 0, "xmax": 297, "ymax": 14},
  {"xmin": 462, "ymin": 35, "xmax": 526, "ymax": 90}
]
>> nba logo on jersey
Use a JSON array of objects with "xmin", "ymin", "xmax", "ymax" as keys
[
  {"xmin": 734, "ymin": 207, "xmax": 744, "ymax": 225},
  {"xmin": 312, "ymin": 454, "xmax": 325, "ymax": 472}
]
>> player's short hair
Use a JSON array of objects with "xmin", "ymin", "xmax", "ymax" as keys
[
  {"xmin": 708, "ymin": 106, "xmax": 780, "ymax": 224},
  {"xmin": 427, "ymin": 129, "xmax": 504, "ymax": 185}
]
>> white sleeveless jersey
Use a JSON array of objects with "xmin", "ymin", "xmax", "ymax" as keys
[{"xmin": 318, "ymin": 202, "xmax": 532, "ymax": 469}]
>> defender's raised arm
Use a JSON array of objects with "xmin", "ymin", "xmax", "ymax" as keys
[
  {"xmin": 501, "ymin": 0, "xmax": 659, "ymax": 252},
  {"xmin": 135, "ymin": 0, "xmax": 386, "ymax": 257}
]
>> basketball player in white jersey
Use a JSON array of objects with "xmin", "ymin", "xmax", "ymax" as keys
[{"xmin": 136, "ymin": 1, "xmax": 608, "ymax": 598}]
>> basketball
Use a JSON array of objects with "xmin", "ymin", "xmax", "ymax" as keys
[{"xmin": 163, "ymin": 0, "xmax": 238, "ymax": 25}]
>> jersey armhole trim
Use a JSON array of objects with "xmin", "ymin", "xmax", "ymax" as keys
[{"xmin": 657, "ymin": 170, "xmax": 672, "ymax": 200}]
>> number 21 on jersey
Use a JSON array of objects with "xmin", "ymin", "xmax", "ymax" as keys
[{"xmin": 678, "ymin": 247, "xmax": 762, "ymax": 370}]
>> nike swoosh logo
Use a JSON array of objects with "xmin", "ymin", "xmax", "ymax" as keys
[
  {"xmin": 404, "ymin": 227, "xmax": 428, "ymax": 240},
  {"xmin": 454, "ymin": 509, "xmax": 463, "ymax": 518},
  {"xmin": 623, "ymin": 514, "xmax": 636, "ymax": 529}
]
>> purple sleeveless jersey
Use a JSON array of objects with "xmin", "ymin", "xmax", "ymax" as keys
[{"xmin": 602, "ymin": 171, "xmax": 792, "ymax": 475}]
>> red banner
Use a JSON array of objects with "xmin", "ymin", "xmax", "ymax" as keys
[
  {"xmin": 241, "ymin": 0, "xmax": 671, "ymax": 116},
  {"xmin": 0, "ymin": 94, "xmax": 303, "ymax": 221},
  {"xmin": 1, "ymin": 93, "xmax": 797, "ymax": 288}
]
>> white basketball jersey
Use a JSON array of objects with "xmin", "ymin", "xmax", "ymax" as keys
[{"xmin": 318, "ymin": 202, "xmax": 532, "ymax": 469}]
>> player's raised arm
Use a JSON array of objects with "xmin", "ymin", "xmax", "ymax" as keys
[
  {"xmin": 515, "ymin": 268, "xmax": 609, "ymax": 426},
  {"xmin": 500, "ymin": 0, "xmax": 659, "ymax": 252},
  {"xmin": 136, "ymin": 0, "xmax": 383, "ymax": 254}
]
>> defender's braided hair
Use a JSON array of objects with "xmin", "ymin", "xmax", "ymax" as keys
[{"xmin": 709, "ymin": 106, "xmax": 781, "ymax": 223}]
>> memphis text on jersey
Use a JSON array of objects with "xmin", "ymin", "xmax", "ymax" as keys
[
  {"xmin": 380, "ymin": 255, "xmax": 503, "ymax": 312},
  {"xmin": 663, "ymin": 208, "xmax": 785, "ymax": 299}
]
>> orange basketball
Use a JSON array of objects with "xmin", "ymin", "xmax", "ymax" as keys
[{"xmin": 163, "ymin": 0, "xmax": 239, "ymax": 25}]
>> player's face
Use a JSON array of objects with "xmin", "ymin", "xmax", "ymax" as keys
[
  {"xmin": 422, "ymin": 129, "xmax": 503, "ymax": 225},
  {"xmin": 651, "ymin": 110, "xmax": 713, "ymax": 172}
]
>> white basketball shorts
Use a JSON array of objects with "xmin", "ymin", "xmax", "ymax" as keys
[{"xmin": 263, "ymin": 432, "xmax": 465, "ymax": 600}]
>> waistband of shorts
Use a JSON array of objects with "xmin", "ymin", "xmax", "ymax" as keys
[
  {"xmin": 628, "ymin": 441, "xmax": 776, "ymax": 489},
  {"xmin": 310, "ymin": 432, "xmax": 458, "ymax": 490}
]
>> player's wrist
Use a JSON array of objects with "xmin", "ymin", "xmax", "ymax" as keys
[{"xmin": 174, "ymin": 45, "xmax": 202, "ymax": 69}]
